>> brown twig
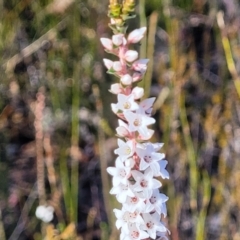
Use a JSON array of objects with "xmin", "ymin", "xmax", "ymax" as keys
[{"xmin": 34, "ymin": 89, "xmax": 46, "ymax": 205}]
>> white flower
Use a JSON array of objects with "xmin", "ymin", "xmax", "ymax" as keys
[
  {"xmin": 114, "ymin": 139, "xmax": 134, "ymax": 161},
  {"xmin": 136, "ymin": 142, "xmax": 165, "ymax": 175},
  {"xmin": 110, "ymin": 182, "xmax": 135, "ymax": 203},
  {"xmin": 111, "ymin": 93, "xmax": 139, "ymax": 113},
  {"xmin": 141, "ymin": 213, "xmax": 167, "ymax": 239},
  {"xmin": 124, "ymin": 109, "xmax": 155, "ymax": 139},
  {"xmin": 131, "ymin": 168, "xmax": 162, "ymax": 197},
  {"xmin": 35, "ymin": 205, "xmax": 54, "ymax": 223},
  {"xmin": 124, "ymin": 195, "xmax": 146, "ymax": 212},
  {"xmin": 145, "ymin": 190, "xmax": 169, "ymax": 216},
  {"xmin": 114, "ymin": 208, "xmax": 144, "ymax": 234},
  {"xmin": 107, "ymin": 157, "xmax": 131, "ymax": 186},
  {"xmin": 114, "ymin": 208, "xmax": 131, "ymax": 234},
  {"xmin": 126, "ymin": 222, "xmax": 149, "ymax": 240}
]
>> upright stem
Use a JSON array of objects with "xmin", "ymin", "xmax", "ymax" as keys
[
  {"xmin": 35, "ymin": 90, "xmax": 46, "ymax": 236},
  {"xmin": 35, "ymin": 90, "xmax": 46, "ymax": 205},
  {"xmin": 139, "ymin": 0, "xmax": 147, "ymax": 59},
  {"xmin": 139, "ymin": 0, "xmax": 147, "ymax": 90},
  {"xmin": 93, "ymin": 84, "xmax": 113, "ymax": 228},
  {"xmin": 217, "ymin": 11, "xmax": 240, "ymax": 98},
  {"xmin": 144, "ymin": 11, "xmax": 158, "ymax": 98},
  {"xmin": 0, "ymin": 208, "xmax": 6, "ymax": 240},
  {"xmin": 70, "ymin": 63, "xmax": 80, "ymax": 223}
]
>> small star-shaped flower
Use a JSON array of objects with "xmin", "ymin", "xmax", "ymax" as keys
[
  {"xmin": 107, "ymin": 157, "xmax": 131, "ymax": 186},
  {"xmin": 131, "ymin": 168, "xmax": 162, "ymax": 198},
  {"xmin": 111, "ymin": 94, "xmax": 139, "ymax": 114},
  {"xmin": 145, "ymin": 189, "xmax": 169, "ymax": 216},
  {"xmin": 136, "ymin": 142, "xmax": 165, "ymax": 175},
  {"xmin": 114, "ymin": 139, "xmax": 134, "ymax": 161},
  {"xmin": 124, "ymin": 109, "xmax": 155, "ymax": 139},
  {"xmin": 141, "ymin": 213, "xmax": 168, "ymax": 239}
]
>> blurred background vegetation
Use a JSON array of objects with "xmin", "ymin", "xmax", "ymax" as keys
[{"xmin": 0, "ymin": 0, "xmax": 240, "ymax": 239}]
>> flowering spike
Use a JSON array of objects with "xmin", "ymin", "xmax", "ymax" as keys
[{"xmin": 101, "ymin": 4, "xmax": 169, "ymax": 239}]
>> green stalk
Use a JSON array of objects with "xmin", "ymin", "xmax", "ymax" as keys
[
  {"xmin": 93, "ymin": 84, "xmax": 114, "ymax": 229},
  {"xmin": 68, "ymin": 1, "xmax": 81, "ymax": 225},
  {"xmin": 143, "ymin": 11, "xmax": 158, "ymax": 98},
  {"xmin": 139, "ymin": 0, "xmax": 147, "ymax": 89},
  {"xmin": 196, "ymin": 170, "xmax": 211, "ymax": 240},
  {"xmin": 179, "ymin": 93, "xmax": 198, "ymax": 212},
  {"xmin": 217, "ymin": 11, "xmax": 240, "ymax": 98},
  {"xmin": 59, "ymin": 147, "xmax": 71, "ymax": 224},
  {"xmin": 70, "ymin": 63, "xmax": 80, "ymax": 224}
]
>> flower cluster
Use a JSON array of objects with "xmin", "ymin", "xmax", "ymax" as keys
[{"xmin": 101, "ymin": 26, "xmax": 169, "ymax": 240}]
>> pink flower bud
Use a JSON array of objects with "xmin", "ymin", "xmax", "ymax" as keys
[
  {"xmin": 132, "ymin": 59, "xmax": 149, "ymax": 72},
  {"xmin": 112, "ymin": 34, "xmax": 124, "ymax": 46},
  {"xmin": 121, "ymin": 74, "xmax": 133, "ymax": 85},
  {"xmin": 112, "ymin": 61, "xmax": 122, "ymax": 72},
  {"xmin": 127, "ymin": 27, "xmax": 147, "ymax": 44},
  {"xmin": 116, "ymin": 126, "xmax": 129, "ymax": 137},
  {"xmin": 132, "ymin": 86, "xmax": 144, "ymax": 99},
  {"xmin": 109, "ymin": 83, "xmax": 122, "ymax": 94},
  {"xmin": 124, "ymin": 50, "xmax": 138, "ymax": 62},
  {"xmin": 100, "ymin": 38, "xmax": 113, "ymax": 51},
  {"xmin": 103, "ymin": 59, "xmax": 113, "ymax": 70}
]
